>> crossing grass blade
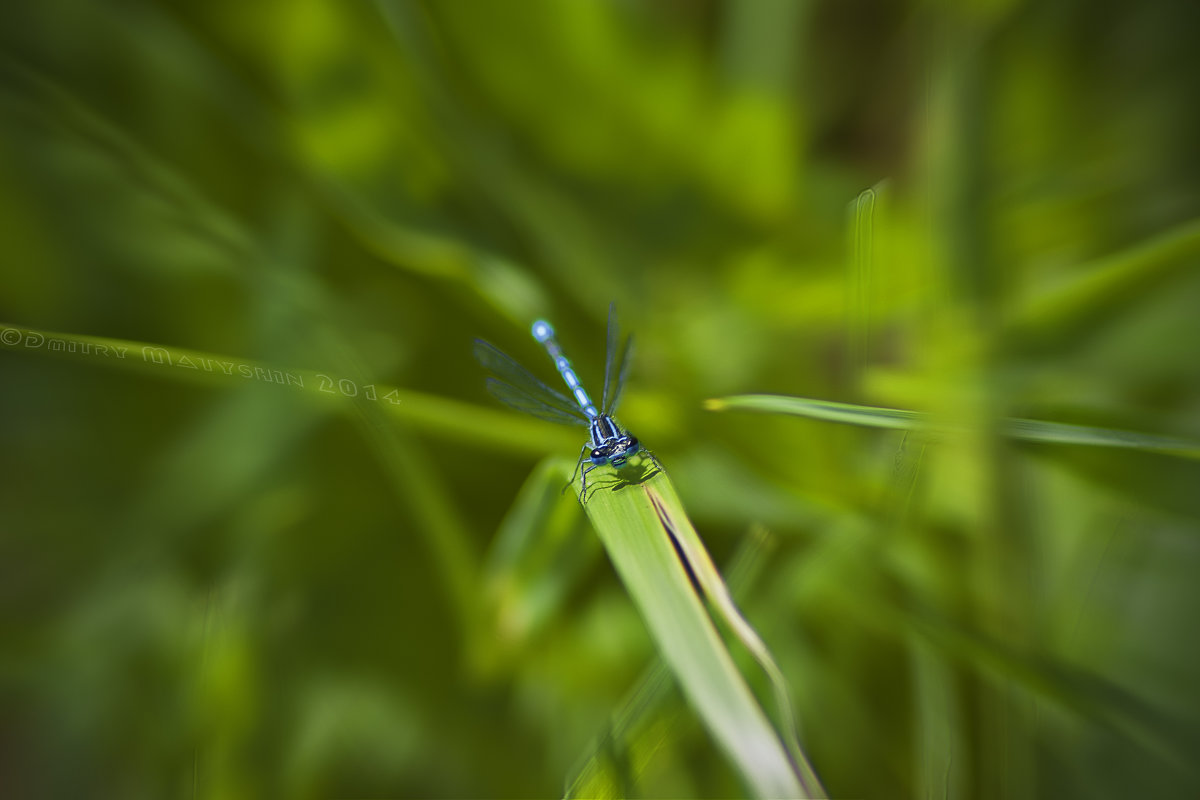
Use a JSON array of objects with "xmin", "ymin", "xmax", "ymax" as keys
[
  {"xmin": 706, "ymin": 394, "xmax": 1200, "ymax": 460},
  {"xmin": 0, "ymin": 322, "xmax": 579, "ymax": 457},
  {"xmin": 564, "ymin": 524, "xmax": 781, "ymax": 799},
  {"xmin": 578, "ymin": 463, "xmax": 822, "ymax": 799}
]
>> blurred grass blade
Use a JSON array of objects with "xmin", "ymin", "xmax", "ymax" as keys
[
  {"xmin": 707, "ymin": 394, "xmax": 1200, "ymax": 459},
  {"xmin": 580, "ymin": 466, "xmax": 819, "ymax": 798},
  {"xmin": 564, "ymin": 663, "xmax": 675, "ymax": 800},
  {"xmin": 480, "ymin": 457, "xmax": 597, "ymax": 675},
  {"xmin": 708, "ymin": 394, "xmax": 923, "ymax": 430},
  {"xmin": 318, "ymin": 182, "xmax": 551, "ymax": 328},
  {"xmin": 847, "ymin": 184, "xmax": 880, "ymax": 393},
  {"xmin": 1, "ymin": 57, "xmax": 255, "ymax": 261},
  {"xmin": 895, "ymin": 606, "xmax": 1200, "ymax": 777},
  {"xmin": 375, "ymin": 0, "xmax": 627, "ymax": 310},
  {"xmin": 1004, "ymin": 217, "xmax": 1200, "ymax": 350},
  {"xmin": 995, "ymin": 417, "xmax": 1199, "ymax": 456},
  {"xmin": 0, "ymin": 321, "xmax": 492, "ymax": 636}
]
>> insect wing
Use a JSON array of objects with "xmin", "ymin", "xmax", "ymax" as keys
[
  {"xmin": 602, "ymin": 303, "xmax": 634, "ymax": 414},
  {"xmin": 473, "ymin": 339, "xmax": 588, "ymax": 425},
  {"xmin": 600, "ymin": 305, "xmax": 634, "ymax": 415},
  {"xmin": 605, "ymin": 333, "xmax": 634, "ymax": 415},
  {"xmin": 600, "ymin": 303, "xmax": 617, "ymax": 413}
]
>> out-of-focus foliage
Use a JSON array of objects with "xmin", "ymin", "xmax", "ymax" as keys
[{"xmin": 1, "ymin": 0, "xmax": 1198, "ymax": 797}]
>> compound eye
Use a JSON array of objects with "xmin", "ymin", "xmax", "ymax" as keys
[
  {"xmin": 591, "ymin": 448, "xmax": 603, "ymax": 459},
  {"xmin": 626, "ymin": 437, "xmax": 639, "ymax": 449}
]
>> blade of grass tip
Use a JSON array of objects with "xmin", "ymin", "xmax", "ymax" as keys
[
  {"xmin": 644, "ymin": 484, "xmax": 825, "ymax": 798},
  {"xmin": 847, "ymin": 185, "xmax": 878, "ymax": 394},
  {"xmin": 580, "ymin": 465, "xmax": 817, "ymax": 799},
  {"xmin": 707, "ymin": 394, "xmax": 1200, "ymax": 460}
]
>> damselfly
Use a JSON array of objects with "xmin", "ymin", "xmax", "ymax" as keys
[{"xmin": 474, "ymin": 305, "xmax": 660, "ymax": 502}]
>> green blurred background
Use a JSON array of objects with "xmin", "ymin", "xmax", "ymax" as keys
[{"xmin": 2, "ymin": 0, "xmax": 1199, "ymax": 797}]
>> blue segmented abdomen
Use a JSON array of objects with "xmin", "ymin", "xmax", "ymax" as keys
[{"xmin": 532, "ymin": 319, "xmax": 599, "ymax": 418}]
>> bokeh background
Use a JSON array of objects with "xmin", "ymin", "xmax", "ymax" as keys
[{"xmin": 3, "ymin": 1, "xmax": 1200, "ymax": 797}]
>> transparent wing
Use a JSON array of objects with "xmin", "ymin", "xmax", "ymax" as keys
[
  {"xmin": 601, "ymin": 303, "xmax": 636, "ymax": 415},
  {"xmin": 605, "ymin": 332, "xmax": 634, "ymax": 415},
  {"xmin": 601, "ymin": 303, "xmax": 618, "ymax": 413},
  {"xmin": 473, "ymin": 339, "xmax": 588, "ymax": 426},
  {"xmin": 485, "ymin": 378, "xmax": 589, "ymax": 426}
]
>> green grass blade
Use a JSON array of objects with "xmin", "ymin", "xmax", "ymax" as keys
[
  {"xmin": 708, "ymin": 394, "xmax": 924, "ymax": 430},
  {"xmin": 707, "ymin": 394, "xmax": 1200, "ymax": 459},
  {"xmin": 1004, "ymin": 216, "xmax": 1200, "ymax": 350},
  {"xmin": 565, "ymin": 525, "xmax": 796, "ymax": 799},
  {"xmin": 563, "ymin": 661, "xmax": 674, "ymax": 800},
  {"xmin": 580, "ymin": 465, "xmax": 818, "ymax": 799},
  {"xmin": 481, "ymin": 457, "xmax": 597, "ymax": 674},
  {"xmin": 0, "ymin": 321, "xmax": 514, "ymax": 637},
  {"xmin": 847, "ymin": 184, "xmax": 881, "ymax": 392},
  {"xmin": 646, "ymin": 482, "xmax": 824, "ymax": 795},
  {"xmin": 0, "ymin": 322, "xmax": 578, "ymax": 457}
]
